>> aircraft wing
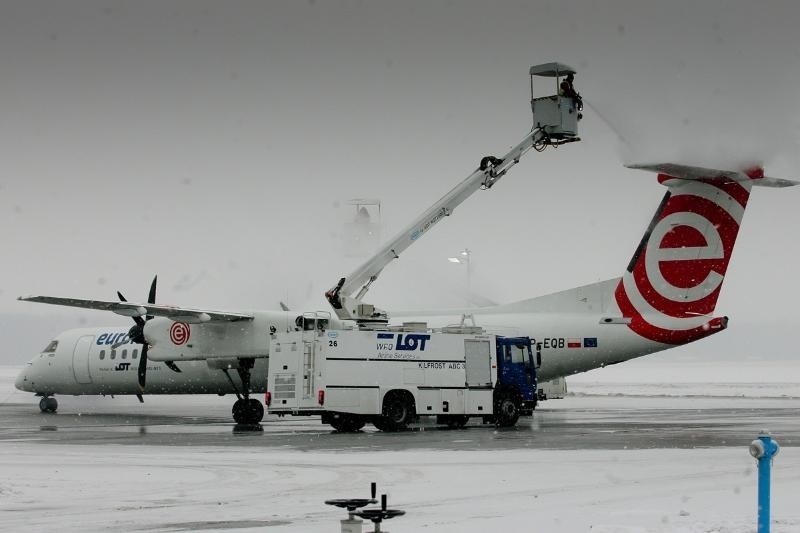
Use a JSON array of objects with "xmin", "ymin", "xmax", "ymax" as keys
[{"xmin": 18, "ymin": 296, "xmax": 254, "ymax": 323}]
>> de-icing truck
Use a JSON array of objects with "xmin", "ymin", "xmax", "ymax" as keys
[
  {"xmin": 265, "ymin": 64, "xmax": 576, "ymax": 431},
  {"xmin": 266, "ymin": 314, "xmax": 538, "ymax": 432}
]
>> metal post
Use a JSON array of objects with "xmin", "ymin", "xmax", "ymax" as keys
[
  {"xmin": 463, "ymin": 248, "xmax": 472, "ymax": 293},
  {"xmin": 749, "ymin": 430, "xmax": 780, "ymax": 533}
]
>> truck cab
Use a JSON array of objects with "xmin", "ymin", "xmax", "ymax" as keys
[{"xmin": 495, "ymin": 336, "xmax": 538, "ymax": 416}]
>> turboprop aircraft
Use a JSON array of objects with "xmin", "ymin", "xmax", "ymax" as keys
[{"xmin": 15, "ymin": 163, "xmax": 797, "ymax": 424}]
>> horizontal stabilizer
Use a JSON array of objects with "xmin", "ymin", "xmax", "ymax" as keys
[
  {"xmin": 18, "ymin": 296, "xmax": 254, "ymax": 323},
  {"xmin": 627, "ymin": 163, "xmax": 798, "ymax": 188}
]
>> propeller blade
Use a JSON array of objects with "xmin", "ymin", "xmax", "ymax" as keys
[
  {"xmin": 146, "ymin": 275, "xmax": 157, "ymax": 320},
  {"xmin": 117, "ymin": 290, "xmax": 145, "ymax": 326},
  {"xmin": 164, "ymin": 361, "xmax": 182, "ymax": 373},
  {"xmin": 137, "ymin": 343, "xmax": 148, "ymax": 391}
]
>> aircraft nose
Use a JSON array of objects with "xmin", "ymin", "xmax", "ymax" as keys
[{"xmin": 15, "ymin": 365, "xmax": 33, "ymax": 392}]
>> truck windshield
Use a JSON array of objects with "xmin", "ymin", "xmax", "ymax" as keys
[{"xmin": 509, "ymin": 345, "xmax": 526, "ymax": 364}]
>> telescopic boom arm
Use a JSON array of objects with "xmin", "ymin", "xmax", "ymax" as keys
[
  {"xmin": 326, "ymin": 63, "xmax": 581, "ymax": 324},
  {"xmin": 326, "ymin": 128, "xmax": 570, "ymax": 323}
]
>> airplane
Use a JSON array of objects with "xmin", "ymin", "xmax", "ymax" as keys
[{"xmin": 15, "ymin": 162, "xmax": 797, "ymax": 426}]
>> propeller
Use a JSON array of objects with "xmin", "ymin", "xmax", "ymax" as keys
[{"xmin": 116, "ymin": 276, "xmax": 158, "ymax": 391}]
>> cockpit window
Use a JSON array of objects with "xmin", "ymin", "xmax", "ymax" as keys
[{"xmin": 43, "ymin": 340, "xmax": 58, "ymax": 355}]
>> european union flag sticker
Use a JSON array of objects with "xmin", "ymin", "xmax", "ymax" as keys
[{"xmin": 583, "ymin": 337, "xmax": 598, "ymax": 348}]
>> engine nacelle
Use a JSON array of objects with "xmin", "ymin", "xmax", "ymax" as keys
[{"xmin": 144, "ymin": 311, "xmax": 294, "ymax": 362}]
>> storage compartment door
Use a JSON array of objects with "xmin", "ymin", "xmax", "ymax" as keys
[{"xmin": 464, "ymin": 339, "xmax": 492, "ymax": 387}]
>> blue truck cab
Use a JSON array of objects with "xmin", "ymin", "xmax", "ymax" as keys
[{"xmin": 494, "ymin": 336, "xmax": 538, "ymax": 421}]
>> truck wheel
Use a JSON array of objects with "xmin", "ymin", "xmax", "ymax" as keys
[
  {"xmin": 378, "ymin": 392, "xmax": 414, "ymax": 432},
  {"xmin": 494, "ymin": 393, "xmax": 520, "ymax": 427},
  {"xmin": 329, "ymin": 414, "xmax": 365, "ymax": 432}
]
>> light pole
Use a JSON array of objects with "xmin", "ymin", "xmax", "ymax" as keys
[{"xmin": 447, "ymin": 248, "xmax": 472, "ymax": 293}]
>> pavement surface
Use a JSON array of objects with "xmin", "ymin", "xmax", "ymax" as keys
[{"xmin": 3, "ymin": 394, "xmax": 799, "ymax": 451}]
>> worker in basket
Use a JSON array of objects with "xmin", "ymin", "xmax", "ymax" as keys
[{"xmin": 560, "ymin": 73, "xmax": 583, "ymax": 111}]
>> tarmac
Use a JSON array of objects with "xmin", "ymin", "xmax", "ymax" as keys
[{"xmin": 3, "ymin": 393, "xmax": 798, "ymax": 451}]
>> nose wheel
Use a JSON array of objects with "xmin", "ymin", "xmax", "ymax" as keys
[{"xmin": 39, "ymin": 396, "xmax": 58, "ymax": 413}]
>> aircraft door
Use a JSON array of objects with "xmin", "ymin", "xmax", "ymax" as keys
[{"xmin": 72, "ymin": 335, "xmax": 94, "ymax": 384}]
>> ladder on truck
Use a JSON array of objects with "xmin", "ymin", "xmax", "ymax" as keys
[{"xmin": 325, "ymin": 62, "xmax": 583, "ymax": 325}]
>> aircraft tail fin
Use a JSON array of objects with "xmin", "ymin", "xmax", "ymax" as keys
[{"xmin": 615, "ymin": 163, "xmax": 796, "ymax": 345}]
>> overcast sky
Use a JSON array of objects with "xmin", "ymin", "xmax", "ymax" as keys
[{"xmin": 2, "ymin": 1, "xmax": 799, "ymax": 363}]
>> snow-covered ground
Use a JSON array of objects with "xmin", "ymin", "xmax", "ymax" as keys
[
  {"xmin": 1, "ymin": 442, "xmax": 798, "ymax": 532},
  {"xmin": 567, "ymin": 358, "xmax": 800, "ymax": 399},
  {"xmin": 2, "ymin": 362, "xmax": 800, "ymax": 532}
]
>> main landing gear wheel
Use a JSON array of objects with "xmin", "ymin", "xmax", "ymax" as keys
[
  {"xmin": 223, "ymin": 358, "xmax": 262, "ymax": 425},
  {"xmin": 232, "ymin": 398, "xmax": 264, "ymax": 425},
  {"xmin": 329, "ymin": 413, "xmax": 366, "ymax": 432},
  {"xmin": 39, "ymin": 397, "xmax": 58, "ymax": 413}
]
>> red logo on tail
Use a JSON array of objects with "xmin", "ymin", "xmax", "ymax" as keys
[{"xmin": 616, "ymin": 176, "xmax": 750, "ymax": 344}]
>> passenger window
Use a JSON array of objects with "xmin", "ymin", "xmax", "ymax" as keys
[
  {"xmin": 121, "ymin": 349, "xmax": 127, "ymax": 359},
  {"xmin": 132, "ymin": 349, "xmax": 138, "ymax": 359},
  {"xmin": 110, "ymin": 350, "xmax": 116, "ymax": 360},
  {"xmin": 99, "ymin": 350, "xmax": 105, "ymax": 360}
]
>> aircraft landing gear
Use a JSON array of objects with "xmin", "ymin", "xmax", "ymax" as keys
[
  {"xmin": 232, "ymin": 398, "xmax": 264, "ymax": 425},
  {"xmin": 39, "ymin": 396, "xmax": 58, "ymax": 413},
  {"xmin": 222, "ymin": 358, "xmax": 264, "ymax": 425}
]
